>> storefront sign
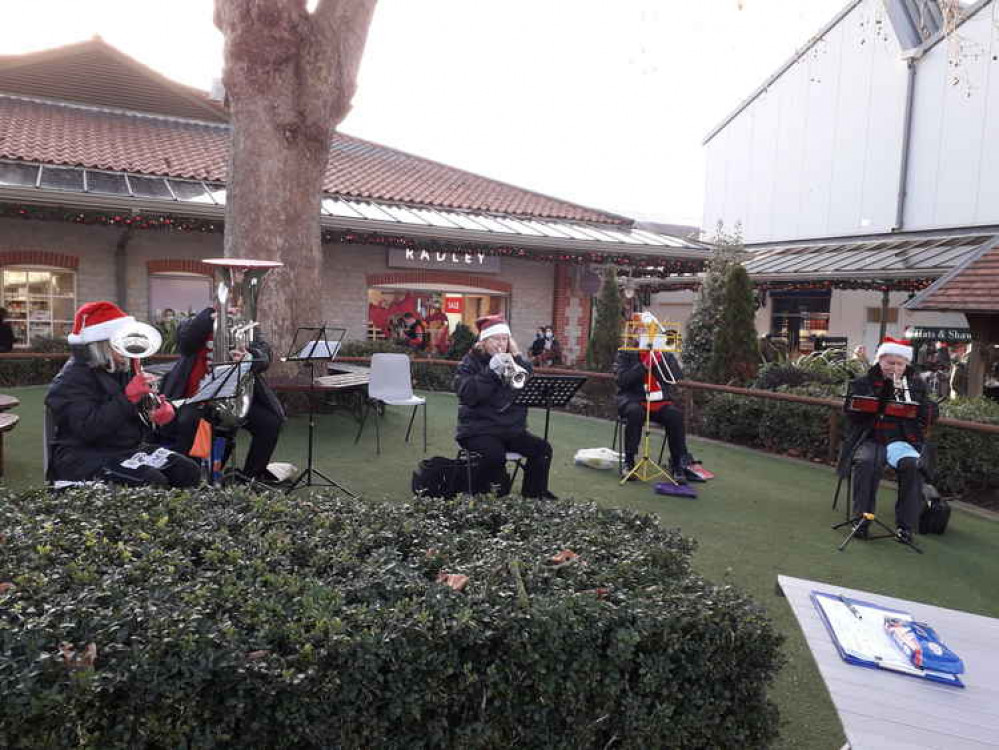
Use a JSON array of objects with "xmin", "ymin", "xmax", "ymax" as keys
[
  {"xmin": 903, "ymin": 326, "xmax": 973, "ymax": 343},
  {"xmin": 813, "ymin": 335, "xmax": 848, "ymax": 351},
  {"xmin": 444, "ymin": 296, "xmax": 464, "ymax": 313},
  {"xmin": 387, "ymin": 248, "xmax": 500, "ymax": 273}
]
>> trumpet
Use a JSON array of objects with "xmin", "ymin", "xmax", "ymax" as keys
[{"xmin": 109, "ymin": 321, "xmax": 163, "ymax": 425}]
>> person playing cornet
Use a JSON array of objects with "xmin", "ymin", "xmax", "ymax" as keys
[
  {"xmin": 841, "ymin": 337, "xmax": 937, "ymax": 544},
  {"xmin": 454, "ymin": 315, "xmax": 555, "ymax": 499}
]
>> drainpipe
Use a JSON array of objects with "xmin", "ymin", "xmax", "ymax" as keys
[
  {"xmin": 115, "ymin": 226, "xmax": 132, "ymax": 307},
  {"xmin": 893, "ymin": 54, "xmax": 919, "ymax": 231}
]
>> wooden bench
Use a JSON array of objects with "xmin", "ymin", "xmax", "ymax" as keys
[{"xmin": 0, "ymin": 412, "xmax": 19, "ymax": 478}]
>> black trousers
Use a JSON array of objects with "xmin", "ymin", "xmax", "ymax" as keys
[
  {"xmin": 619, "ymin": 401, "xmax": 688, "ymax": 466},
  {"xmin": 173, "ymin": 402, "xmax": 282, "ymax": 480},
  {"xmin": 100, "ymin": 445, "xmax": 201, "ymax": 488},
  {"xmin": 458, "ymin": 431, "xmax": 552, "ymax": 498},
  {"xmin": 851, "ymin": 440, "xmax": 923, "ymax": 531}
]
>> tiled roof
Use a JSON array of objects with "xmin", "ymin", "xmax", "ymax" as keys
[
  {"xmin": 0, "ymin": 95, "xmax": 626, "ymax": 225},
  {"xmin": 0, "ymin": 38, "xmax": 228, "ymax": 123},
  {"xmin": 905, "ymin": 237, "xmax": 999, "ymax": 313}
]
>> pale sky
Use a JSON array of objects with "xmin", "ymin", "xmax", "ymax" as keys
[{"xmin": 3, "ymin": 0, "xmax": 847, "ymax": 227}]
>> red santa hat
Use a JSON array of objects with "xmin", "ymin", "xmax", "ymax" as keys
[
  {"xmin": 875, "ymin": 336, "xmax": 913, "ymax": 362},
  {"xmin": 67, "ymin": 301, "xmax": 135, "ymax": 345},
  {"xmin": 476, "ymin": 314, "xmax": 511, "ymax": 341}
]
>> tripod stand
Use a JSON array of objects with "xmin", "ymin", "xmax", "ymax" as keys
[
  {"xmin": 619, "ymin": 345, "xmax": 678, "ymax": 486},
  {"xmin": 283, "ymin": 325, "xmax": 358, "ymax": 498}
]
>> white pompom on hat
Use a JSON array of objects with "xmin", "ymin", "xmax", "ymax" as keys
[
  {"xmin": 476, "ymin": 314, "xmax": 511, "ymax": 341},
  {"xmin": 66, "ymin": 301, "xmax": 135, "ymax": 345},
  {"xmin": 875, "ymin": 336, "xmax": 913, "ymax": 362}
]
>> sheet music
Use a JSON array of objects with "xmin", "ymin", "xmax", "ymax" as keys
[
  {"xmin": 293, "ymin": 339, "xmax": 340, "ymax": 360},
  {"xmin": 188, "ymin": 361, "xmax": 254, "ymax": 405},
  {"xmin": 813, "ymin": 593, "xmax": 925, "ymax": 676}
]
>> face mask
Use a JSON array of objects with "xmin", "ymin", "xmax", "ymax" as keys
[{"xmin": 545, "ymin": 331, "xmax": 553, "ymax": 339}]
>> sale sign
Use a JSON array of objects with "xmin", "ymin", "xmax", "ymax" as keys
[{"xmin": 444, "ymin": 296, "xmax": 464, "ymax": 314}]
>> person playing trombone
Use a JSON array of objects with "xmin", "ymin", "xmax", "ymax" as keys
[{"xmin": 45, "ymin": 301, "xmax": 200, "ymax": 487}]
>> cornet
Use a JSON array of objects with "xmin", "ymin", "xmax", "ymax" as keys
[
  {"xmin": 108, "ymin": 321, "xmax": 163, "ymax": 426},
  {"xmin": 497, "ymin": 354, "xmax": 529, "ymax": 389}
]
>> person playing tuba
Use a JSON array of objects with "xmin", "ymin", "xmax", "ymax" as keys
[
  {"xmin": 45, "ymin": 301, "xmax": 200, "ymax": 487},
  {"xmin": 159, "ymin": 302, "xmax": 285, "ymax": 484},
  {"xmin": 839, "ymin": 337, "xmax": 937, "ymax": 544}
]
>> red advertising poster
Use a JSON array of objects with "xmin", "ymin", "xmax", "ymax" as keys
[{"xmin": 445, "ymin": 296, "xmax": 464, "ymax": 314}]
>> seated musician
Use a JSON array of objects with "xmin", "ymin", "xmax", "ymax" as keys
[
  {"xmin": 614, "ymin": 324, "xmax": 697, "ymax": 482},
  {"xmin": 45, "ymin": 301, "xmax": 200, "ymax": 487},
  {"xmin": 840, "ymin": 337, "xmax": 936, "ymax": 543},
  {"xmin": 159, "ymin": 306, "xmax": 285, "ymax": 483},
  {"xmin": 454, "ymin": 315, "xmax": 556, "ymax": 499}
]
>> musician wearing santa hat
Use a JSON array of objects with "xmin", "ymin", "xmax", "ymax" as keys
[
  {"xmin": 839, "ymin": 337, "xmax": 937, "ymax": 544},
  {"xmin": 453, "ymin": 315, "xmax": 556, "ymax": 499},
  {"xmin": 45, "ymin": 301, "xmax": 200, "ymax": 487}
]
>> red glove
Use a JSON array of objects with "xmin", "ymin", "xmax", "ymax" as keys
[
  {"xmin": 125, "ymin": 373, "xmax": 153, "ymax": 403},
  {"xmin": 150, "ymin": 397, "xmax": 176, "ymax": 426}
]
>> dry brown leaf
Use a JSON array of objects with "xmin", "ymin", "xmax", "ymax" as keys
[
  {"xmin": 246, "ymin": 650, "xmax": 271, "ymax": 661},
  {"xmin": 0, "ymin": 582, "xmax": 15, "ymax": 594},
  {"xmin": 436, "ymin": 572, "xmax": 469, "ymax": 592},
  {"xmin": 549, "ymin": 549, "xmax": 579, "ymax": 565}
]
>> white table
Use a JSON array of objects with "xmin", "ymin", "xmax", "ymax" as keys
[{"xmin": 778, "ymin": 574, "xmax": 999, "ymax": 750}]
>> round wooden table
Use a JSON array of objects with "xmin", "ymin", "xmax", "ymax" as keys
[{"xmin": 0, "ymin": 394, "xmax": 20, "ymax": 412}]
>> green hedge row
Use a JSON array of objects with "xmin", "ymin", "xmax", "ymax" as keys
[
  {"xmin": 0, "ymin": 487, "xmax": 783, "ymax": 749},
  {"xmin": 0, "ymin": 357, "xmax": 66, "ymax": 388},
  {"xmin": 697, "ymin": 389, "xmax": 999, "ymax": 498}
]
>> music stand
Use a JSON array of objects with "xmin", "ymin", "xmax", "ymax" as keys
[
  {"xmin": 282, "ymin": 325, "xmax": 357, "ymax": 498},
  {"xmin": 512, "ymin": 374, "xmax": 586, "ymax": 443}
]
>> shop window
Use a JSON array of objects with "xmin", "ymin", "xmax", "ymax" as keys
[
  {"xmin": 0, "ymin": 266, "xmax": 76, "ymax": 348},
  {"xmin": 149, "ymin": 273, "xmax": 212, "ymax": 323},
  {"xmin": 770, "ymin": 291, "xmax": 831, "ymax": 352},
  {"xmin": 865, "ymin": 307, "xmax": 899, "ymax": 324}
]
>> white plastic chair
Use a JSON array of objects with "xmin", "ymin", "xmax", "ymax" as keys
[{"xmin": 354, "ymin": 353, "xmax": 427, "ymax": 454}]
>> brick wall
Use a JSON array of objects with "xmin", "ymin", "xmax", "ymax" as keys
[{"xmin": 552, "ymin": 264, "xmax": 592, "ymax": 364}]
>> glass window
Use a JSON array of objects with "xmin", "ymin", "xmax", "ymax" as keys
[
  {"xmin": 148, "ymin": 274, "xmax": 212, "ymax": 322},
  {"xmin": 0, "ymin": 162, "xmax": 39, "ymax": 187},
  {"xmin": 770, "ymin": 291, "xmax": 831, "ymax": 352},
  {"xmin": 128, "ymin": 175, "xmax": 173, "ymax": 199},
  {"xmin": 39, "ymin": 166, "xmax": 85, "ymax": 191},
  {"xmin": 86, "ymin": 170, "xmax": 129, "ymax": 195},
  {"xmin": 205, "ymin": 184, "xmax": 227, "ymax": 205},
  {"xmin": 168, "ymin": 180, "xmax": 212, "ymax": 203},
  {"xmin": 0, "ymin": 266, "xmax": 76, "ymax": 348}
]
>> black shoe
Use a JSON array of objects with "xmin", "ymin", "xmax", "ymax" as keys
[
  {"xmin": 895, "ymin": 526, "xmax": 913, "ymax": 544},
  {"xmin": 852, "ymin": 520, "xmax": 869, "ymax": 540},
  {"xmin": 670, "ymin": 464, "xmax": 688, "ymax": 485},
  {"xmin": 620, "ymin": 464, "xmax": 638, "ymax": 482},
  {"xmin": 540, "ymin": 490, "xmax": 559, "ymax": 501}
]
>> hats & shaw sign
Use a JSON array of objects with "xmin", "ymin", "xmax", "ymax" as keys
[{"xmin": 387, "ymin": 248, "xmax": 501, "ymax": 274}]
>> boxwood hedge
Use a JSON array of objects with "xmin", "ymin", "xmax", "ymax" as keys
[{"xmin": 0, "ymin": 487, "xmax": 783, "ymax": 749}]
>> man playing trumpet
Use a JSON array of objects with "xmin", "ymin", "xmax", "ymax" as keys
[
  {"xmin": 454, "ymin": 315, "xmax": 555, "ymax": 499},
  {"xmin": 841, "ymin": 337, "xmax": 937, "ymax": 543},
  {"xmin": 45, "ymin": 301, "xmax": 200, "ymax": 487}
]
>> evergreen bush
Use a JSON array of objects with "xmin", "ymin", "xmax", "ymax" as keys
[
  {"xmin": 445, "ymin": 322, "xmax": 476, "ymax": 360},
  {"xmin": 586, "ymin": 266, "xmax": 622, "ymax": 372},
  {"xmin": 708, "ymin": 263, "xmax": 759, "ymax": 385},
  {"xmin": 682, "ymin": 225, "xmax": 744, "ymax": 381},
  {"xmin": 0, "ymin": 356, "xmax": 66, "ymax": 387},
  {"xmin": 0, "ymin": 487, "xmax": 783, "ymax": 750}
]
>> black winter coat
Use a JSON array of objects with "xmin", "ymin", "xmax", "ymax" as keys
[
  {"xmin": 838, "ymin": 363, "xmax": 937, "ymax": 475},
  {"xmin": 614, "ymin": 349, "xmax": 683, "ymax": 412},
  {"xmin": 45, "ymin": 356, "xmax": 149, "ymax": 480},
  {"xmin": 454, "ymin": 349, "xmax": 533, "ymax": 440},
  {"xmin": 159, "ymin": 308, "xmax": 285, "ymax": 449}
]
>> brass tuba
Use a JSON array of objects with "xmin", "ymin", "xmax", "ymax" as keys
[
  {"xmin": 108, "ymin": 320, "xmax": 163, "ymax": 425},
  {"xmin": 203, "ymin": 258, "xmax": 283, "ymax": 430}
]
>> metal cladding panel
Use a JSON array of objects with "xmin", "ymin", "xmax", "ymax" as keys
[
  {"xmin": 722, "ymin": 113, "xmax": 754, "ymax": 239},
  {"xmin": 798, "ymin": 27, "xmax": 844, "ymax": 240},
  {"xmin": 770, "ymin": 58, "xmax": 809, "ymax": 243},
  {"xmin": 906, "ymin": 4, "xmax": 999, "ymax": 230},
  {"xmin": 702, "ymin": 127, "xmax": 730, "ymax": 237},
  {"xmin": 747, "ymin": 87, "xmax": 779, "ymax": 242}
]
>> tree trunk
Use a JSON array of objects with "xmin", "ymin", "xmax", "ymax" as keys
[{"xmin": 215, "ymin": 0, "xmax": 377, "ymax": 371}]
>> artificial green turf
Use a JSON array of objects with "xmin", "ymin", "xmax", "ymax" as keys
[{"xmin": 6, "ymin": 386, "xmax": 998, "ymax": 749}]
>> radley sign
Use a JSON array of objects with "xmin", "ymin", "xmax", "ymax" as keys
[{"xmin": 387, "ymin": 247, "xmax": 500, "ymax": 274}]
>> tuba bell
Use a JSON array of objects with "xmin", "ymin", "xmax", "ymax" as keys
[
  {"xmin": 108, "ymin": 321, "xmax": 163, "ymax": 425},
  {"xmin": 203, "ymin": 258, "xmax": 283, "ymax": 430}
]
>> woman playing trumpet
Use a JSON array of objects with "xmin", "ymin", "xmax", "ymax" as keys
[
  {"xmin": 454, "ymin": 315, "xmax": 555, "ymax": 499},
  {"xmin": 45, "ymin": 301, "xmax": 200, "ymax": 487}
]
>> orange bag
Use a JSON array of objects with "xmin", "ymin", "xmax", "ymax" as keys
[{"xmin": 189, "ymin": 418, "xmax": 212, "ymax": 459}]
